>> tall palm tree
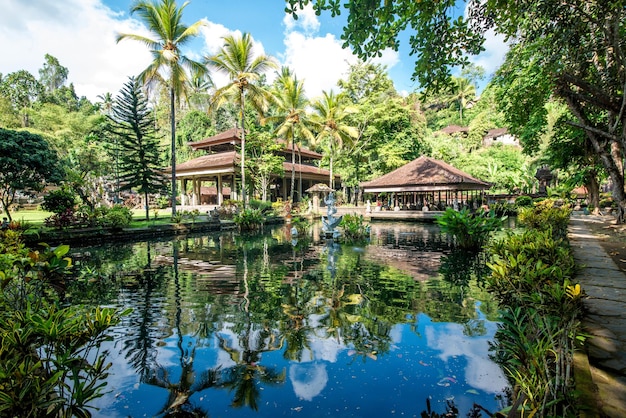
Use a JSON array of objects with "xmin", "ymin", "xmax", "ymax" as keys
[
  {"xmin": 450, "ymin": 76, "xmax": 476, "ymax": 124},
  {"xmin": 311, "ymin": 90, "xmax": 358, "ymax": 189},
  {"xmin": 116, "ymin": 0, "xmax": 207, "ymax": 216},
  {"xmin": 206, "ymin": 33, "xmax": 277, "ymax": 207},
  {"xmin": 264, "ymin": 67, "xmax": 316, "ymax": 202}
]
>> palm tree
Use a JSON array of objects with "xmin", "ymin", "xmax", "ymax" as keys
[
  {"xmin": 206, "ymin": 33, "xmax": 277, "ymax": 207},
  {"xmin": 311, "ymin": 91, "xmax": 358, "ymax": 189},
  {"xmin": 264, "ymin": 67, "xmax": 316, "ymax": 202},
  {"xmin": 116, "ymin": 0, "xmax": 207, "ymax": 216},
  {"xmin": 450, "ymin": 76, "xmax": 476, "ymax": 124}
]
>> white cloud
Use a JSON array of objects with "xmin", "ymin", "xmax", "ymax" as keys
[
  {"xmin": 282, "ymin": 31, "xmax": 358, "ymax": 100},
  {"xmin": 1, "ymin": 0, "xmax": 153, "ymax": 102},
  {"xmin": 283, "ymin": 3, "xmax": 321, "ymax": 34},
  {"xmin": 469, "ymin": 28, "xmax": 509, "ymax": 78}
]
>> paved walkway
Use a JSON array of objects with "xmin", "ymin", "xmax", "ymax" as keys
[{"xmin": 569, "ymin": 214, "xmax": 626, "ymax": 418}]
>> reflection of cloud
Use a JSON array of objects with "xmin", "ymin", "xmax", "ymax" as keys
[
  {"xmin": 289, "ymin": 362, "xmax": 328, "ymax": 401},
  {"xmin": 425, "ymin": 322, "xmax": 507, "ymax": 393}
]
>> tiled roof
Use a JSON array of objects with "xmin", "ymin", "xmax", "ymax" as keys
[
  {"xmin": 169, "ymin": 152, "xmax": 338, "ymax": 180},
  {"xmin": 437, "ymin": 125, "xmax": 469, "ymax": 135},
  {"xmin": 189, "ymin": 129, "xmax": 322, "ymax": 159},
  {"xmin": 360, "ymin": 156, "xmax": 489, "ymax": 190},
  {"xmin": 171, "ymin": 151, "xmax": 238, "ymax": 173},
  {"xmin": 484, "ymin": 127, "xmax": 508, "ymax": 139},
  {"xmin": 188, "ymin": 128, "xmax": 242, "ymax": 150}
]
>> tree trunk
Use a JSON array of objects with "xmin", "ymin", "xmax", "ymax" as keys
[
  {"xmin": 240, "ymin": 90, "xmax": 247, "ymax": 209},
  {"xmin": 170, "ymin": 86, "xmax": 177, "ymax": 216},
  {"xmin": 290, "ymin": 134, "xmax": 296, "ymax": 203},
  {"xmin": 144, "ymin": 191, "xmax": 150, "ymax": 220},
  {"xmin": 585, "ymin": 171, "xmax": 600, "ymax": 215}
]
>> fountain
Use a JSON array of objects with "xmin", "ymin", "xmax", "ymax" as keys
[{"xmin": 322, "ymin": 192, "xmax": 342, "ymax": 239}]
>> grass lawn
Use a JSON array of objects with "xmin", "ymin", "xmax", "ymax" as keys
[{"xmin": 6, "ymin": 208, "xmax": 177, "ymax": 228}]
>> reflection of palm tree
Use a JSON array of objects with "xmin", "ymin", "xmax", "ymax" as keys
[
  {"xmin": 213, "ymin": 247, "xmax": 286, "ymax": 410},
  {"xmin": 142, "ymin": 243, "xmax": 219, "ymax": 416},
  {"xmin": 216, "ymin": 328, "xmax": 286, "ymax": 410}
]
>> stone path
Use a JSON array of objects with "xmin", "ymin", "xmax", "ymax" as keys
[{"xmin": 569, "ymin": 214, "xmax": 626, "ymax": 418}]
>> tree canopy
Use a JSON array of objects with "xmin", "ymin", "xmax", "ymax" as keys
[{"xmin": 0, "ymin": 128, "xmax": 63, "ymax": 220}]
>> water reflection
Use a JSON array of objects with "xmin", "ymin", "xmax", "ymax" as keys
[{"xmin": 69, "ymin": 223, "xmax": 508, "ymax": 417}]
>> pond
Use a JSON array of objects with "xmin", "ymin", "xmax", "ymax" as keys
[{"xmin": 68, "ymin": 222, "xmax": 509, "ymax": 417}]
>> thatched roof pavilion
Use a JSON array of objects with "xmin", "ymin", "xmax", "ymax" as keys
[{"xmin": 360, "ymin": 156, "xmax": 490, "ymax": 210}]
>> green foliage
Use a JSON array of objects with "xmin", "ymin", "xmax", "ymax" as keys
[
  {"xmin": 436, "ymin": 208, "xmax": 505, "ymax": 250},
  {"xmin": 517, "ymin": 199, "xmax": 572, "ymax": 240},
  {"xmin": 103, "ymin": 205, "xmax": 133, "ymax": 229},
  {"xmin": 233, "ymin": 208, "xmax": 265, "ymax": 230},
  {"xmin": 106, "ymin": 77, "xmax": 168, "ymax": 221},
  {"xmin": 0, "ymin": 230, "xmax": 128, "ymax": 416},
  {"xmin": 514, "ymin": 195, "xmax": 533, "ymax": 208},
  {"xmin": 41, "ymin": 188, "xmax": 77, "ymax": 214},
  {"xmin": 249, "ymin": 199, "xmax": 274, "ymax": 214},
  {"xmin": 487, "ymin": 225, "xmax": 583, "ymax": 417},
  {"xmin": 0, "ymin": 128, "xmax": 64, "ymax": 221},
  {"xmin": 339, "ymin": 213, "xmax": 370, "ymax": 243}
]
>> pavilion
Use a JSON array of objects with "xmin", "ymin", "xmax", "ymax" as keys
[
  {"xmin": 171, "ymin": 128, "xmax": 337, "ymax": 207},
  {"xmin": 360, "ymin": 156, "xmax": 490, "ymax": 211}
]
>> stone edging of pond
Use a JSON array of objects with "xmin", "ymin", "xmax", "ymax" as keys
[{"xmin": 24, "ymin": 220, "xmax": 236, "ymax": 247}]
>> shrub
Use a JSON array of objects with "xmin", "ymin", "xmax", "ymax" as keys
[
  {"xmin": 103, "ymin": 205, "xmax": 132, "ymax": 229},
  {"xmin": 340, "ymin": 213, "xmax": 370, "ymax": 243},
  {"xmin": 41, "ymin": 189, "xmax": 77, "ymax": 214},
  {"xmin": 233, "ymin": 208, "xmax": 264, "ymax": 230},
  {"xmin": 436, "ymin": 208, "xmax": 505, "ymax": 250},
  {"xmin": 486, "ymin": 210, "xmax": 584, "ymax": 417},
  {"xmin": 514, "ymin": 195, "xmax": 533, "ymax": 208},
  {"xmin": 0, "ymin": 231, "xmax": 129, "ymax": 417},
  {"xmin": 517, "ymin": 199, "xmax": 572, "ymax": 240},
  {"xmin": 249, "ymin": 199, "xmax": 273, "ymax": 214}
]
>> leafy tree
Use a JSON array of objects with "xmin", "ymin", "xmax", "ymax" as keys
[
  {"xmin": 38, "ymin": 53, "xmax": 68, "ymax": 95},
  {"xmin": 263, "ymin": 67, "xmax": 315, "ymax": 202},
  {"xmin": 106, "ymin": 77, "xmax": 168, "ymax": 220},
  {"xmin": 117, "ymin": 0, "xmax": 207, "ymax": 215},
  {"xmin": 286, "ymin": 0, "xmax": 626, "ymax": 222},
  {"xmin": 206, "ymin": 32, "xmax": 277, "ymax": 207},
  {"xmin": 0, "ymin": 70, "xmax": 42, "ymax": 127},
  {"xmin": 0, "ymin": 128, "xmax": 63, "ymax": 220},
  {"xmin": 246, "ymin": 130, "xmax": 284, "ymax": 201},
  {"xmin": 336, "ymin": 63, "xmax": 426, "ymax": 201}
]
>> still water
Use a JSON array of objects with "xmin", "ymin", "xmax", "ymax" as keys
[{"xmin": 69, "ymin": 222, "xmax": 509, "ymax": 417}]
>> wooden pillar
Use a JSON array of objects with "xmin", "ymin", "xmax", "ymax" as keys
[{"xmin": 217, "ymin": 174, "xmax": 223, "ymax": 206}]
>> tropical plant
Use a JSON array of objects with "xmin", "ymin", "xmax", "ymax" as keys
[
  {"xmin": 206, "ymin": 33, "xmax": 277, "ymax": 207},
  {"xmin": 263, "ymin": 67, "xmax": 316, "ymax": 202},
  {"xmin": 517, "ymin": 199, "xmax": 572, "ymax": 240},
  {"xmin": 116, "ymin": 0, "xmax": 207, "ymax": 216},
  {"xmin": 339, "ymin": 213, "xmax": 370, "ymax": 243},
  {"xmin": 436, "ymin": 208, "xmax": 505, "ymax": 251},
  {"xmin": 233, "ymin": 208, "xmax": 264, "ymax": 231},
  {"xmin": 0, "ymin": 232, "xmax": 129, "ymax": 417},
  {"xmin": 311, "ymin": 90, "xmax": 358, "ymax": 189},
  {"xmin": 487, "ymin": 225, "xmax": 583, "ymax": 416},
  {"xmin": 106, "ymin": 77, "xmax": 168, "ymax": 220}
]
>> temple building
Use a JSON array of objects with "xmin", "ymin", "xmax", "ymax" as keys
[{"xmin": 171, "ymin": 128, "xmax": 337, "ymax": 207}]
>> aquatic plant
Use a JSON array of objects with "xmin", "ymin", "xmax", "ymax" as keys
[{"xmin": 436, "ymin": 208, "xmax": 505, "ymax": 250}]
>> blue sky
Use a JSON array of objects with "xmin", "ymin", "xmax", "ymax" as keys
[{"xmin": 1, "ymin": 0, "xmax": 507, "ymax": 102}]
